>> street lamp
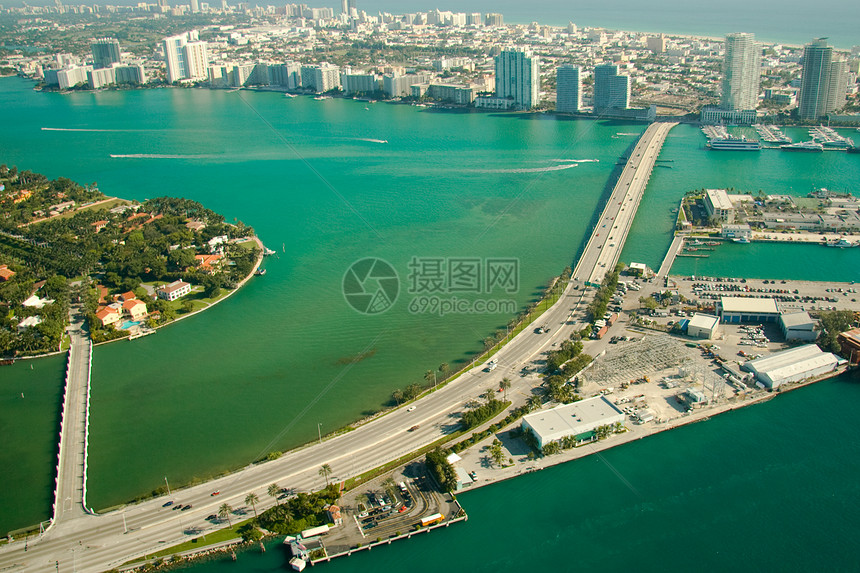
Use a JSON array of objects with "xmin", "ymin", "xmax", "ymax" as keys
[
  {"xmin": 317, "ymin": 422, "xmax": 322, "ymax": 445},
  {"xmin": 164, "ymin": 476, "xmax": 171, "ymax": 497}
]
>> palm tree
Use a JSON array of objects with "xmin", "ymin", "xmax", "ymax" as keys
[
  {"xmin": 500, "ymin": 378, "xmax": 511, "ymax": 401},
  {"xmin": 267, "ymin": 483, "xmax": 281, "ymax": 505},
  {"xmin": 482, "ymin": 389, "xmax": 494, "ymax": 402},
  {"xmin": 438, "ymin": 362, "xmax": 450, "ymax": 379},
  {"xmin": 392, "ymin": 389, "xmax": 403, "ymax": 405},
  {"xmin": 218, "ymin": 503, "xmax": 233, "ymax": 529},
  {"xmin": 245, "ymin": 492, "xmax": 259, "ymax": 521},
  {"xmin": 527, "ymin": 395, "xmax": 542, "ymax": 412},
  {"xmin": 319, "ymin": 463, "xmax": 333, "ymax": 486},
  {"xmin": 424, "ymin": 369, "xmax": 436, "ymax": 387}
]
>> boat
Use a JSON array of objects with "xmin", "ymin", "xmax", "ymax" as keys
[
  {"xmin": 283, "ymin": 93, "xmax": 297, "ymax": 98},
  {"xmin": 255, "ymin": 268, "xmax": 267, "ymax": 275},
  {"xmin": 705, "ymin": 241, "xmax": 721, "ymax": 246},
  {"xmin": 732, "ymin": 237, "xmax": 750, "ymax": 244},
  {"xmin": 685, "ymin": 247, "xmax": 698, "ymax": 252},
  {"xmin": 129, "ymin": 327, "xmax": 155, "ymax": 340},
  {"xmin": 826, "ymin": 238, "xmax": 858, "ymax": 248},
  {"xmin": 0, "ymin": 358, "xmax": 14, "ymax": 366},
  {"xmin": 707, "ymin": 136, "xmax": 761, "ymax": 151},
  {"xmin": 780, "ymin": 141, "xmax": 824, "ymax": 152},
  {"xmin": 263, "ymin": 247, "xmax": 276, "ymax": 256},
  {"xmin": 313, "ymin": 96, "xmax": 331, "ymax": 101},
  {"xmin": 848, "ymin": 146, "xmax": 860, "ymax": 154}
]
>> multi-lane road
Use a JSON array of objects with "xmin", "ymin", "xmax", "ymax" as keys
[{"xmin": 0, "ymin": 123, "xmax": 676, "ymax": 573}]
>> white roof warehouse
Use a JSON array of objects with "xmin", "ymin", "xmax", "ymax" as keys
[
  {"xmin": 743, "ymin": 344, "xmax": 838, "ymax": 389},
  {"xmin": 521, "ymin": 396, "xmax": 625, "ymax": 449}
]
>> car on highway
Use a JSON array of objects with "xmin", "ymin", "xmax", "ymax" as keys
[
  {"xmin": 210, "ymin": 491, "xmax": 220, "ymax": 496},
  {"xmin": 172, "ymin": 504, "xmax": 182, "ymax": 510},
  {"xmin": 408, "ymin": 425, "xmax": 420, "ymax": 432},
  {"xmin": 162, "ymin": 501, "xmax": 174, "ymax": 507},
  {"xmin": 181, "ymin": 505, "xmax": 192, "ymax": 511},
  {"xmin": 407, "ymin": 406, "xmax": 416, "ymax": 412},
  {"xmin": 206, "ymin": 514, "xmax": 217, "ymax": 521}
]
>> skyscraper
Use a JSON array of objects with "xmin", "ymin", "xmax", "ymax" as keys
[
  {"xmin": 91, "ymin": 38, "xmax": 122, "ymax": 69},
  {"xmin": 721, "ymin": 33, "xmax": 761, "ymax": 111},
  {"xmin": 593, "ymin": 63, "xmax": 630, "ymax": 113},
  {"xmin": 798, "ymin": 38, "xmax": 847, "ymax": 120},
  {"xmin": 163, "ymin": 31, "xmax": 209, "ymax": 83},
  {"xmin": 556, "ymin": 65, "xmax": 582, "ymax": 113},
  {"xmin": 494, "ymin": 49, "xmax": 540, "ymax": 110}
]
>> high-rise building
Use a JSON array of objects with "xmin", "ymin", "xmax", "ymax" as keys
[
  {"xmin": 190, "ymin": 0, "xmax": 198, "ymax": 12},
  {"xmin": 494, "ymin": 49, "xmax": 540, "ymax": 109},
  {"xmin": 720, "ymin": 33, "xmax": 761, "ymax": 111},
  {"xmin": 593, "ymin": 63, "xmax": 630, "ymax": 113},
  {"xmin": 556, "ymin": 64, "xmax": 582, "ymax": 113},
  {"xmin": 798, "ymin": 38, "xmax": 847, "ymax": 120},
  {"xmin": 485, "ymin": 12, "xmax": 503, "ymax": 26},
  {"xmin": 163, "ymin": 31, "xmax": 208, "ymax": 83},
  {"xmin": 646, "ymin": 34, "xmax": 666, "ymax": 54},
  {"xmin": 91, "ymin": 38, "xmax": 122, "ymax": 69}
]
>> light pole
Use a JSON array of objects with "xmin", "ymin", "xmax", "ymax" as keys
[
  {"xmin": 317, "ymin": 423, "xmax": 322, "ymax": 445},
  {"xmin": 164, "ymin": 476, "xmax": 171, "ymax": 497},
  {"xmin": 122, "ymin": 510, "xmax": 128, "ymax": 534}
]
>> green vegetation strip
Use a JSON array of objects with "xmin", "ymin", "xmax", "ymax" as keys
[{"xmin": 126, "ymin": 518, "xmax": 249, "ymax": 563}]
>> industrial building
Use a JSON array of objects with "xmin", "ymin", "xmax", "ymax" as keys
[
  {"xmin": 717, "ymin": 297, "xmax": 780, "ymax": 323},
  {"xmin": 779, "ymin": 311, "xmax": 817, "ymax": 342},
  {"xmin": 704, "ymin": 189, "xmax": 735, "ymax": 223},
  {"xmin": 521, "ymin": 396, "xmax": 625, "ymax": 449},
  {"xmin": 743, "ymin": 344, "xmax": 838, "ymax": 389},
  {"xmin": 838, "ymin": 328, "xmax": 860, "ymax": 364},
  {"xmin": 687, "ymin": 313, "xmax": 720, "ymax": 339}
]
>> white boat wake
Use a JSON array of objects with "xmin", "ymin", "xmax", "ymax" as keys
[
  {"xmin": 351, "ymin": 138, "xmax": 388, "ymax": 144},
  {"xmin": 477, "ymin": 163, "xmax": 579, "ymax": 174},
  {"xmin": 616, "ymin": 132, "xmax": 639, "ymax": 136},
  {"xmin": 43, "ymin": 127, "xmax": 147, "ymax": 132},
  {"xmin": 109, "ymin": 154, "xmax": 217, "ymax": 159},
  {"xmin": 550, "ymin": 159, "xmax": 600, "ymax": 163}
]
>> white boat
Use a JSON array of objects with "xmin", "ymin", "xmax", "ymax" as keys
[
  {"xmin": 283, "ymin": 93, "xmax": 297, "ymax": 98},
  {"xmin": 263, "ymin": 247, "xmax": 276, "ymax": 256},
  {"xmin": 708, "ymin": 136, "xmax": 761, "ymax": 150},
  {"xmin": 732, "ymin": 237, "xmax": 750, "ymax": 244},
  {"xmin": 781, "ymin": 141, "xmax": 824, "ymax": 152},
  {"xmin": 826, "ymin": 238, "xmax": 857, "ymax": 248}
]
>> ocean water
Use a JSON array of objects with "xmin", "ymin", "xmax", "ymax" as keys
[
  {"xmin": 173, "ymin": 374, "xmax": 860, "ymax": 573},
  {"xmin": 1, "ymin": 76, "xmax": 858, "ymax": 535},
  {"xmin": 356, "ymin": 0, "xmax": 859, "ymax": 47}
]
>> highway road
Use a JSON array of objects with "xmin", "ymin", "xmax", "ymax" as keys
[{"xmin": 0, "ymin": 123, "xmax": 677, "ymax": 573}]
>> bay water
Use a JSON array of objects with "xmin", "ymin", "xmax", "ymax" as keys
[{"xmin": 0, "ymin": 76, "xmax": 858, "ymax": 544}]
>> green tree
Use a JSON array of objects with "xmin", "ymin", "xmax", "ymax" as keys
[
  {"xmin": 267, "ymin": 483, "xmax": 282, "ymax": 506},
  {"xmin": 424, "ymin": 369, "xmax": 436, "ymax": 386},
  {"xmin": 218, "ymin": 503, "xmax": 233, "ymax": 529},
  {"xmin": 438, "ymin": 362, "xmax": 450, "ymax": 379},
  {"xmin": 319, "ymin": 463, "xmax": 333, "ymax": 486},
  {"xmin": 245, "ymin": 492, "xmax": 260, "ymax": 521},
  {"xmin": 489, "ymin": 439, "xmax": 505, "ymax": 466},
  {"xmin": 500, "ymin": 377, "xmax": 511, "ymax": 401},
  {"xmin": 526, "ymin": 395, "xmax": 542, "ymax": 412}
]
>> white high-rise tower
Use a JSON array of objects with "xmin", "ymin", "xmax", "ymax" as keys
[
  {"xmin": 721, "ymin": 32, "xmax": 761, "ymax": 111},
  {"xmin": 163, "ymin": 30, "xmax": 209, "ymax": 83},
  {"xmin": 494, "ymin": 49, "xmax": 540, "ymax": 110}
]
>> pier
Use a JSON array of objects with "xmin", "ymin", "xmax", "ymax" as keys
[
  {"xmin": 573, "ymin": 122, "xmax": 678, "ymax": 286},
  {"xmin": 657, "ymin": 235, "xmax": 685, "ymax": 278}
]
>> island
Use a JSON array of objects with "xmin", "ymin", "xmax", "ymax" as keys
[{"xmin": 0, "ymin": 163, "xmax": 262, "ymax": 357}]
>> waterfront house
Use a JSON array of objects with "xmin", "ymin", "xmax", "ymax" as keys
[
  {"xmin": 119, "ymin": 290, "xmax": 137, "ymax": 302},
  {"xmin": 17, "ymin": 315, "xmax": 43, "ymax": 332},
  {"xmin": 22, "ymin": 294, "xmax": 54, "ymax": 309},
  {"xmin": 95, "ymin": 306, "xmax": 121, "ymax": 327},
  {"xmin": 326, "ymin": 505, "xmax": 343, "ymax": 526},
  {"xmin": 91, "ymin": 220, "xmax": 108, "ymax": 233},
  {"xmin": 157, "ymin": 280, "xmax": 192, "ymax": 301},
  {"xmin": 194, "ymin": 253, "xmax": 223, "ymax": 273},
  {"xmin": 122, "ymin": 299, "xmax": 148, "ymax": 321}
]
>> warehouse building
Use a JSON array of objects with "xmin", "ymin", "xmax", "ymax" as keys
[
  {"xmin": 687, "ymin": 313, "xmax": 720, "ymax": 339},
  {"xmin": 838, "ymin": 328, "xmax": 860, "ymax": 364},
  {"xmin": 742, "ymin": 344, "xmax": 838, "ymax": 389},
  {"xmin": 521, "ymin": 396, "xmax": 625, "ymax": 449},
  {"xmin": 779, "ymin": 311, "xmax": 817, "ymax": 342},
  {"xmin": 717, "ymin": 296, "xmax": 780, "ymax": 323}
]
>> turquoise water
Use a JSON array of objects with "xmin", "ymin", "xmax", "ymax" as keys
[
  {"xmin": 0, "ymin": 77, "xmax": 641, "ymax": 523},
  {"xmin": 1, "ymin": 75, "xmax": 859, "ymax": 534},
  {"xmin": 179, "ymin": 373, "xmax": 860, "ymax": 573}
]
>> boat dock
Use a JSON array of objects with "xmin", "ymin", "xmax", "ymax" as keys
[
  {"xmin": 754, "ymin": 125, "xmax": 791, "ymax": 145},
  {"xmin": 810, "ymin": 125, "xmax": 854, "ymax": 149},
  {"xmin": 701, "ymin": 125, "xmax": 728, "ymax": 140},
  {"xmin": 656, "ymin": 235, "xmax": 685, "ymax": 278}
]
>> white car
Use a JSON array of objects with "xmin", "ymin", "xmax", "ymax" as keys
[{"xmin": 407, "ymin": 406, "xmax": 416, "ymax": 412}]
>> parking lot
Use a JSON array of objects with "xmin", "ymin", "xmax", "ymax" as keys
[{"xmin": 310, "ymin": 464, "xmax": 459, "ymax": 557}]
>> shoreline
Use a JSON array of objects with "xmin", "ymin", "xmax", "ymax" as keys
[{"xmin": 458, "ymin": 367, "xmax": 850, "ymax": 496}]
